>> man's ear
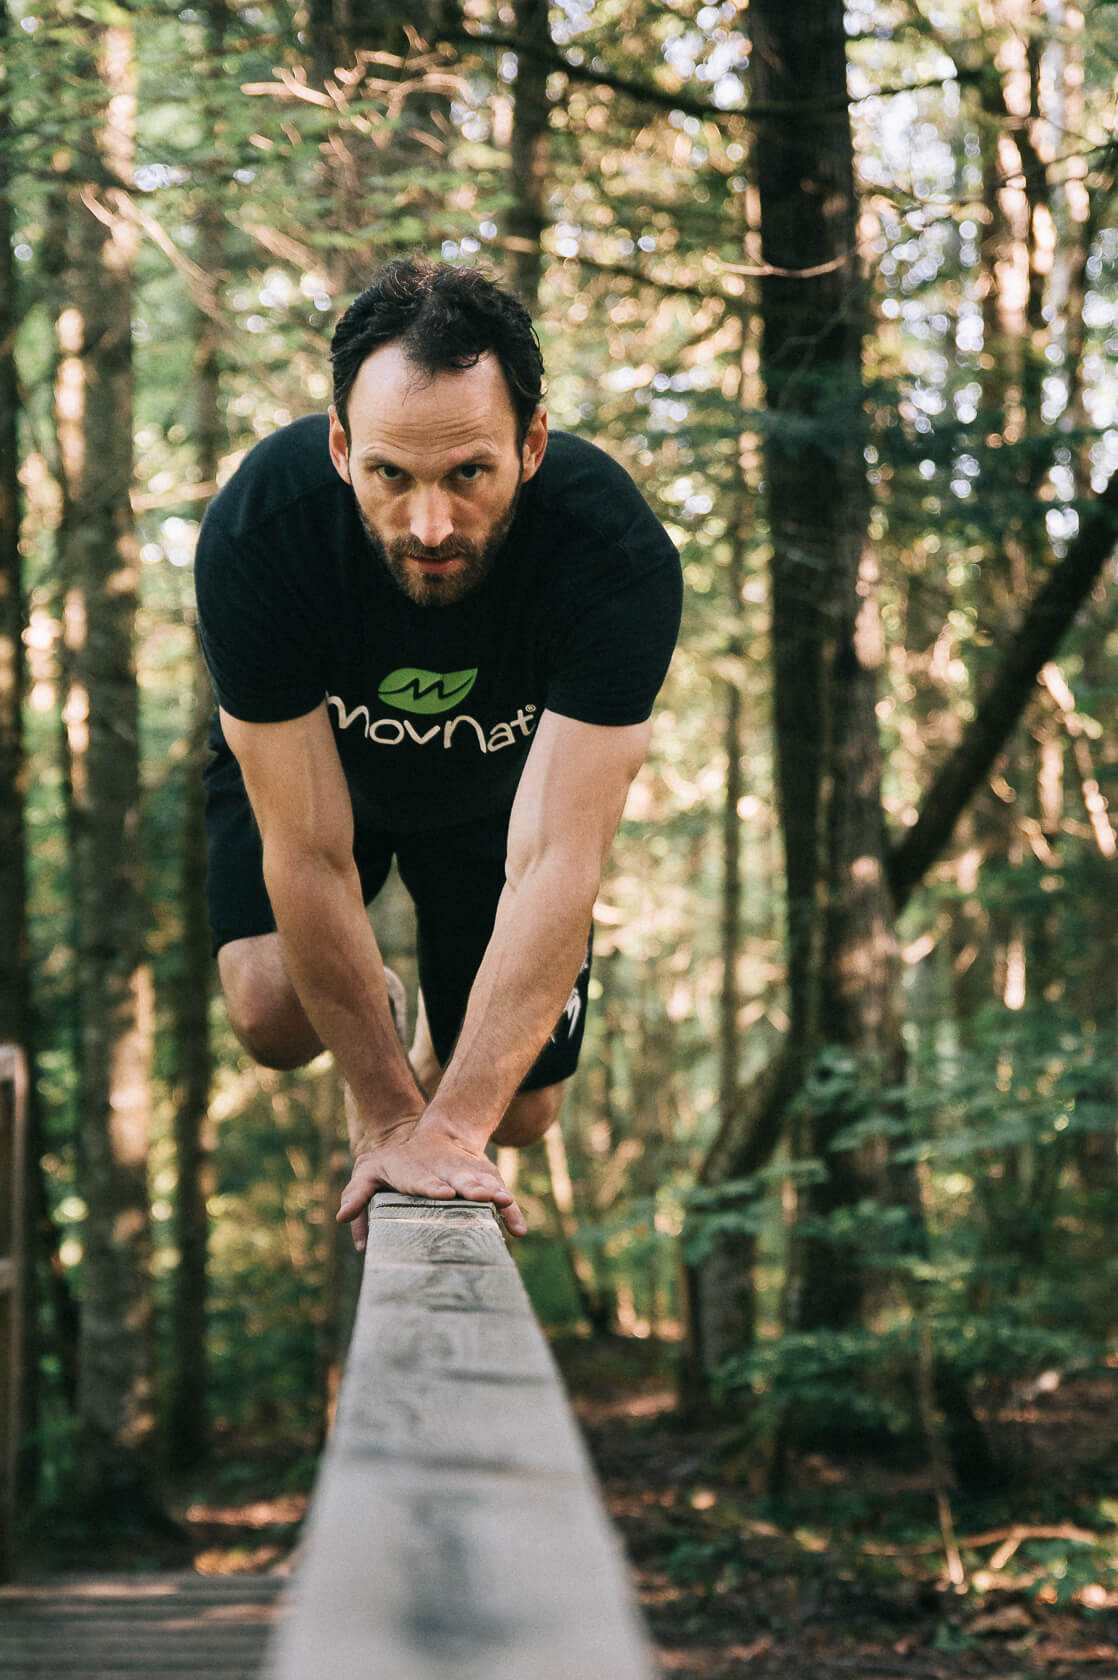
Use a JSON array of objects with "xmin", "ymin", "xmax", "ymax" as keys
[
  {"xmin": 327, "ymin": 405, "xmax": 352, "ymax": 484},
  {"xmin": 520, "ymin": 407, "xmax": 548, "ymax": 484}
]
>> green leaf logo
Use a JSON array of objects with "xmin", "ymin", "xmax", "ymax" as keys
[{"xmin": 377, "ymin": 667, "xmax": 478, "ymax": 715}]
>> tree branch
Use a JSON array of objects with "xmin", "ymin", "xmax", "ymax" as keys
[
  {"xmin": 450, "ymin": 26, "xmax": 969, "ymax": 122},
  {"xmin": 451, "ymin": 26, "xmax": 729, "ymax": 117},
  {"xmin": 887, "ymin": 473, "xmax": 1118, "ymax": 911}
]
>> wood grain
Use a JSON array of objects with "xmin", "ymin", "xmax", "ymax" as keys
[
  {"xmin": 264, "ymin": 1192, "xmax": 657, "ymax": 1679},
  {"xmin": 0, "ymin": 1573, "xmax": 283, "ymax": 1679}
]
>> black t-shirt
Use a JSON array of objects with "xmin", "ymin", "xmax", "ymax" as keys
[{"xmin": 194, "ymin": 415, "xmax": 682, "ymax": 831}]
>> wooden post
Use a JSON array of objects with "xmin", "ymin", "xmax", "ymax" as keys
[
  {"xmin": 265, "ymin": 1192, "xmax": 658, "ymax": 1680},
  {"xmin": 0, "ymin": 1046, "xmax": 26, "ymax": 1583}
]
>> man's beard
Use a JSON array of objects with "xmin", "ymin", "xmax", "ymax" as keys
[{"xmin": 355, "ymin": 487, "xmax": 521, "ymax": 608}]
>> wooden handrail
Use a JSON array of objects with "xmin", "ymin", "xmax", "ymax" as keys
[
  {"xmin": 0, "ymin": 1045, "xmax": 27, "ymax": 1585},
  {"xmin": 264, "ymin": 1191, "xmax": 657, "ymax": 1679}
]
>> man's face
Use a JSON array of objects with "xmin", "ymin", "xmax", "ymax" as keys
[{"xmin": 328, "ymin": 343, "xmax": 548, "ymax": 607}]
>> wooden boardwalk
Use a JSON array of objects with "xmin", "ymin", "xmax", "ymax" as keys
[{"xmin": 0, "ymin": 1571, "xmax": 285, "ymax": 1678}]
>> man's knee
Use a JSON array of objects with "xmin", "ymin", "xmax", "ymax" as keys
[
  {"xmin": 217, "ymin": 935, "xmax": 321, "ymax": 1070},
  {"xmin": 491, "ymin": 1081, "xmax": 566, "ymax": 1148}
]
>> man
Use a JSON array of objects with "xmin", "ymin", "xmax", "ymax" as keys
[{"xmin": 195, "ymin": 257, "xmax": 681, "ymax": 1247}]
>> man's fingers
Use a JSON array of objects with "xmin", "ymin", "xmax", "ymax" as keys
[
  {"xmin": 336, "ymin": 1149, "xmax": 456, "ymax": 1218},
  {"xmin": 337, "ymin": 1156, "xmax": 381, "ymax": 1223},
  {"xmin": 337, "ymin": 1151, "xmax": 457, "ymax": 1225},
  {"xmin": 497, "ymin": 1196, "xmax": 527, "ymax": 1239},
  {"xmin": 444, "ymin": 1169, "xmax": 527, "ymax": 1239},
  {"xmin": 336, "ymin": 1141, "xmax": 529, "ymax": 1240},
  {"xmin": 349, "ymin": 1205, "xmax": 369, "ymax": 1254}
]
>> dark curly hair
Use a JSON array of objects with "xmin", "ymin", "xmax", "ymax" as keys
[{"xmin": 330, "ymin": 257, "xmax": 546, "ymax": 447}]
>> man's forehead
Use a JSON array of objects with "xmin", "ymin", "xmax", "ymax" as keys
[{"xmin": 348, "ymin": 344, "xmax": 518, "ymax": 447}]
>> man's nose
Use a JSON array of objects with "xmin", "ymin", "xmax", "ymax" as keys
[{"xmin": 409, "ymin": 488, "xmax": 454, "ymax": 549}]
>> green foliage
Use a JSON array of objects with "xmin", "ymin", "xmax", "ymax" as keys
[
  {"xmin": 720, "ymin": 1325, "xmax": 917, "ymax": 1440},
  {"xmin": 197, "ymin": 1070, "xmax": 335, "ymax": 1438},
  {"xmin": 698, "ymin": 1004, "xmax": 1118, "ymax": 1462},
  {"xmin": 7, "ymin": 0, "xmax": 1118, "ymax": 1519},
  {"xmin": 515, "ymin": 1232, "xmax": 587, "ymax": 1329},
  {"xmin": 682, "ymin": 1165, "xmax": 825, "ymax": 1267}
]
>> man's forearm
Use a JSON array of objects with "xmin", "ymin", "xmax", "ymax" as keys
[
  {"xmin": 423, "ymin": 849, "xmax": 598, "ymax": 1149},
  {"xmin": 268, "ymin": 849, "xmax": 528, "ymax": 1242},
  {"xmin": 419, "ymin": 712, "xmax": 648, "ymax": 1154},
  {"xmin": 263, "ymin": 851, "xmax": 424, "ymax": 1141}
]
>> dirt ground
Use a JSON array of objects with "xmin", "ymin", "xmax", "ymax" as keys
[
  {"xmin": 556, "ymin": 1338, "xmax": 1118, "ymax": 1680},
  {"xmin": 31, "ymin": 1337, "xmax": 1118, "ymax": 1679}
]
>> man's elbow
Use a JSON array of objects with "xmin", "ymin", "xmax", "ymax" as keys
[
  {"xmin": 261, "ymin": 836, "xmax": 354, "ymax": 906},
  {"xmin": 504, "ymin": 840, "xmax": 603, "ymax": 911}
]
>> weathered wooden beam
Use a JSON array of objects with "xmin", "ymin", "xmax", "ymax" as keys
[
  {"xmin": 0, "ymin": 1045, "xmax": 26, "ymax": 1585},
  {"xmin": 264, "ymin": 1192, "xmax": 657, "ymax": 1680}
]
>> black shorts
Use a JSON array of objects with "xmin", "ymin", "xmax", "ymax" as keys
[{"xmin": 202, "ymin": 736, "xmax": 591, "ymax": 1092}]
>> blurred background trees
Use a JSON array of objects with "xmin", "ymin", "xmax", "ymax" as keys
[{"xmin": 3, "ymin": 0, "xmax": 1117, "ymax": 1528}]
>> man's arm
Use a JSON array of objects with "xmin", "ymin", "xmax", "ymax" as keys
[
  {"xmin": 336, "ymin": 710, "xmax": 651, "ymax": 1220},
  {"xmin": 220, "ymin": 702, "xmax": 526, "ymax": 1238}
]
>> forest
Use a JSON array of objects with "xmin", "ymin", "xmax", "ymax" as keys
[{"xmin": 2, "ymin": 0, "xmax": 1118, "ymax": 1672}]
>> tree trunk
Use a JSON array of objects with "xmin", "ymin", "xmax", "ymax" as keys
[
  {"xmin": 748, "ymin": 0, "xmax": 903, "ymax": 1361},
  {"xmin": 167, "ymin": 662, "xmax": 212, "ymax": 1471},
  {"xmin": 543, "ymin": 1122, "xmax": 611, "ymax": 1334},
  {"xmin": 167, "ymin": 70, "xmax": 228, "ymax": 1460},
  {"xmin": 317, "ymin": 1061, "xmax": 357, "ymax": 1437},
  {"xmin": 53, "ymin": 19, "xmax": 158, "ymax": 1526},
  {"xmin": 0, "ymin": 0, "xmax": 43, "ymax": 1501},
  {"xmin": 801, "ymin": 534, "xmax": 903, "ymax": 1336},
  {"xmin": 691, "ymin": 0, "xmax": 892, "ymax": 1380},
  {"xmin": 751, "ymin": 0, "xmax": 863, "ymax": 1050},
  {"xmin": 0, "ymin": 0, "xmax": 27, "ymax": 1060},
  {"xmin": 506, "ymin": 0, "xmax": 552, "ymax": 308},
  {"xmin": 679, "ymin": 445, "xmax": 759, "ymax": 1409}
]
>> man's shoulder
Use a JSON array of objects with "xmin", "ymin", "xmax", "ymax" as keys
[
  {"xmin": 204, "ymin": 414, "xmax": 341, "ymax": 541},
  {"xmin": 531, "ymin": 431, "xmax": 670, "ymax": 551},
  {"xmin": 536, "ymin": 430, "xmax": 641, "ymax": 494}
]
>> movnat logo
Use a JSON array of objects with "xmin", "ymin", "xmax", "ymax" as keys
[
  {"xmin": 378, "ymin": 666, "xmax": 478, "ymax": 715},
  {"xmin": 327, "ymin": 689, "xmax": 538, "ymax": 754}
]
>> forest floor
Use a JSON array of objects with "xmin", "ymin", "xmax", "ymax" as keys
[
  {"xmin": 25, "ymin": 1337, "xmax": 1118, "ymax": 1679},
  {"xmin": 555, "ymin": 1336, "xmax": 1118, "ymax": 1680}
]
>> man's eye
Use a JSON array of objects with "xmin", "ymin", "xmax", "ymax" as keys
[
  {"xmin": 376, "ymin": 464, "xmax": 404, "ymax": 482},
  {"xmin": 456, "ymin": 464, "xmax": 484, "ymax": 482}
]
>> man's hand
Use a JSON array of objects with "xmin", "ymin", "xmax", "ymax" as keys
[{"xmin": 337, "ymin": 1118, "xmax": 527, "ymax": 1250}]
